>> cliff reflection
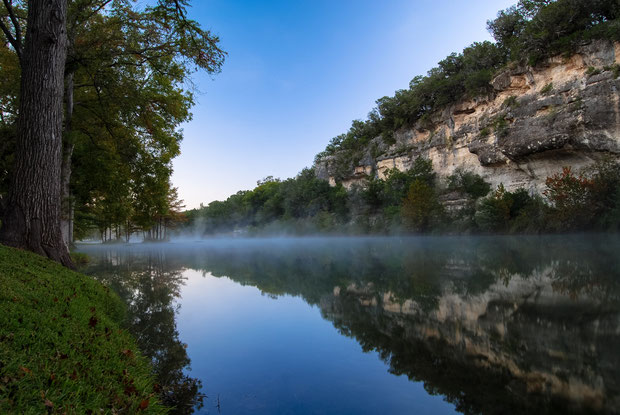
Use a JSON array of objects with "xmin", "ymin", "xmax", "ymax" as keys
[
  {"xmin": 80, "ymin": 235, "xmax": 620, "ymax": 414},
  {"xmin": 84, "ymin": 251, "xmax": 203, "ymax": 414}
]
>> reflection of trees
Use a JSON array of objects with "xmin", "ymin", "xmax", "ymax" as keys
[
  {"xmin": 79, "ymin": 235, "xmax": 620, "ymax": 415},
  {"xmin": 323, "ymin": 288, "xmax": 620, "ymax": 415},
  {"xmin": 176, "ymin": 236, "xmax": 558, "ymax": 307},
  {"xmin": 84, "ymin": 250, "xmax": 203, "ymax": 414},
  {"xmin": 547, "ymin": 237, "xmax": 620, "ymax": 303},
  {"xmin": 326, "ymin": 294, "xmax": 525, "ymax": 415}
]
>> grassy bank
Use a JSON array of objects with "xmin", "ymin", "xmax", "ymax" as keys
[{"xmin": 0, "ymin": 245, "xmax": 166, "ymax": 414}]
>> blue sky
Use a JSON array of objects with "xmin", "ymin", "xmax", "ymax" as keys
[{"xmin": 171, "ymin": 0, "xmax": 516, "ymax": 209}]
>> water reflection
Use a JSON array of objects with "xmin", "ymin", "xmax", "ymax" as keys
[
  {"xmin": 80, "ymin": 235, "xmax": 620, "ymax": 414},
  {"xmin": 85, "ymin": 251, "xmax": 203, "ymax": 414}
]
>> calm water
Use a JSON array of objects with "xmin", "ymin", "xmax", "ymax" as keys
[{"xmin": 77, "ymin": 236, "xmax": 620, "ymax": 414}]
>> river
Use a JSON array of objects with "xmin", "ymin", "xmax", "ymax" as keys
[{"xmin": 77, "ymin": 235, "xmax": 620, "ymax": 414}]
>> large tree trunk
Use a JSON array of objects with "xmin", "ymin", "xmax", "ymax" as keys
[{"xmin": 0, "ymin": 0, "xmax": 73, "ymax": 268}]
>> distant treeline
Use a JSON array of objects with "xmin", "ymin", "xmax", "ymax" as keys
[{"xmin": 182, "ymin": 157, "xmax": 620, "ymax": 235}]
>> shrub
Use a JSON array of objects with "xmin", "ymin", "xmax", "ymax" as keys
[
  {"xmin": 543, "ymin": 166, "xmax": 594, "ymax": 229},
  {"xmin": 586, "ymin": 157, "xmax": 620, "ymax": 230},
  {"xmin": 475, "ymin": 185, "xmax": 513, "ymax": 232},
  {"xmin": 447, "ymin": 169, "xmax": 491, "ymax": 199},
  {"xmin": 540, "ymin": 82, "xmax": 554, "ymax": 95},
  {"xmin": 402, "ymin": 179, "xmax": 441, "ymax": 232}
]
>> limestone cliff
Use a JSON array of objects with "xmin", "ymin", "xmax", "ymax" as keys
[{"xmin": 315, "ymin": 40, "xmax": 620, "ymax": 193}]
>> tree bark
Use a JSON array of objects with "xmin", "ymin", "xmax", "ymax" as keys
[{"xmin": 0, "ymin": 0, "xmax": 73, "ymax": 268}]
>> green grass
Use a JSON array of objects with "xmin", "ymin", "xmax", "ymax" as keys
[{"xmin": 0, "ymin": 245, "xmax": 167, "ymax": 414}]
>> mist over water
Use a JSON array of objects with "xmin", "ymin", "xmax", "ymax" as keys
[{"xmin": 77, "ymin": 235, "xmax": 620, "ymax": 414}]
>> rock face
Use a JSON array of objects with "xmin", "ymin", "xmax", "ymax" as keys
[{"xmin": 315, "ymin": 40, "xmax": 620, "ymax": 192}]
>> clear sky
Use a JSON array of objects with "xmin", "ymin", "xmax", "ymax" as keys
[{"xmin": 171, "ymin": 0, "xmax": 516, "ymax": 209}]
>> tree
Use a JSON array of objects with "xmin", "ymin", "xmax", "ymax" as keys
[
  {"xmin": 0, "ymin": 0, "xmax": 225, "ymax": 252},
  {"xmin": 543, "ymin": 166, "xmax": 594, "ymax": 229},
  {"xmin": 61, "ymin": 0, "xmax": 224, "ymax": 244},
  {"xmin": 0, "ymin": 0, "xmax": 73, "ymax": 266},
  {"xmin": 402, "ymin": 179, "xmax": 440, "ymax": 232}
]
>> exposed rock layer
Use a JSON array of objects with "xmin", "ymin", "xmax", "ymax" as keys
[{"xmin": 315, "ymin": 40, "xmax": 620, "ymax": 192}]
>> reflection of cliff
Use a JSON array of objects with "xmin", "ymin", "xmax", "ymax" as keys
[
  {"xmin": 84, "ymin": 251, "xmax": 203, "ymax": 414},
  {"xmin": 78, "ymin": 235, "xmax": 620, "ymax": 415},
  {"xmin": 321, "ymin": 268, "xmax": 620, "ymax": 414}
]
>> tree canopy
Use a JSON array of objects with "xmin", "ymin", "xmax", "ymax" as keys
[{"xmin": 0, "ymin": 0, "xmax": 226, "ymax": 244}]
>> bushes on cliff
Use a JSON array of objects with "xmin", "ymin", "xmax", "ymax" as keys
[
  {"xmin": 588, "ymin": 159, "xmax": 620, "ymax": 230},
  {"xmin": 361, "ymin": 158, "xmax": 436, "ymax": 212},
  {"xmin": 471, "ymin": 159, "xmax": 620, "ymax": 233},
  {"xmin": 447, "ymin": 169, "xmax": 491, "ymax": 199},
  {"xmin": 543, "ymin": 158, "xmax": 620, "ymax": 231},
  {"xmin": 402, "ymin": 179, "xmax": 442, "ymax": 232},
  {"xmin": 471, "ymin": 184, "xmax": 549, "ymax": 233},
  {"xmin": 314, "ymin": 0, "xmax": 620, "ymax": 181},
  {"xmin": 489, "ymin": 0, "xmax": 620, "ymax": 65},
  {"xmin": 543, "ymin": 167, "xmax": 594, "ymax": 230}
]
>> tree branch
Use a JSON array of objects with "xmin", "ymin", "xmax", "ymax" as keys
[
  {"xmin": 0, "ymin": 19, "xmax": 19, "ymax": 60},
  {"xmin": 1, "ymin": 0, "xmax": 22, "ymax": 59}
]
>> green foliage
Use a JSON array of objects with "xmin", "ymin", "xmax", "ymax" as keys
[
  {"xmin": 608, "ymin": 64, "xmax": 620, "ymax": 79},
  {"xmin": 447, "ymin": 169, "xmax": 491, "ymax": 199},
  {"xmin": 187, "ymin": 168, "xmax": 350, "ymax": 234},
  {"xmin": 315, "ymin": 41, "xmax": 508, "ymax": 174},
  {"xmin": 488, "ymin": 0, "xmax": 620, "ymax": 65},
  {"xmin": 0, "ymin": 0, "xmax": 225, "ymax": 242},
  {"xmin": 401, "ymin": 179, "xmax": 441, "ymax": 232},
  {"xmin": 544, "ymin": 166, "xmax": 594, "ymax": 229},
  {"xmin": 0, "ymin": 245, "xmax": 165, "ymax": 414},
  {"xmin": 540, "ymin": 83, "xmax": 554, "ymax": 94},
  {"xmin": 188, "ymin": 155, "xmax": 620, "ymax": 236},
  {"xmin": 587, "ymin": 158, "xmax": 620, "ymax": 230},
  {"xmin": 502, "ymin": 95, "xmax": 519, "ymax": 108},
  {"xmin": 475, "ymin": 185, "xmax": 542, "ymax": 233},
  {"xmin": 491, "ymin": 116, "xmax": 510, "ymax": 138},
  {"xmin": 475, "ymin": 185, "xmax": 514, "ymax": 232}
]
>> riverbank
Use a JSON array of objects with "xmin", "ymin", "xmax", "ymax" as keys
[{"xmin": 0, "ymin": 245, "xmax": 166, "ymax": 414}]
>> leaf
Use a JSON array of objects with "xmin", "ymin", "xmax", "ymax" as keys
[
  {"xmin": 124, "ymin": 385, "xmax": 137, "ymax": 396},
  {"xmin": 120, "ymin": 349, "xmax": 134, "ymax": 358},
  {"xmin": 19, "ymin": 366, "xmax": 31, "ymax": 374},
  {"xmin": 44, "ymin": 399, "xmax": 53, "ymax": 408},
  {"xmin": 88, "ymin": 316, "xmax": 98, "ymax": 328},
  {"xmin": 139, "ymin": 399, "xmax": 149, "ymax": 410}
]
